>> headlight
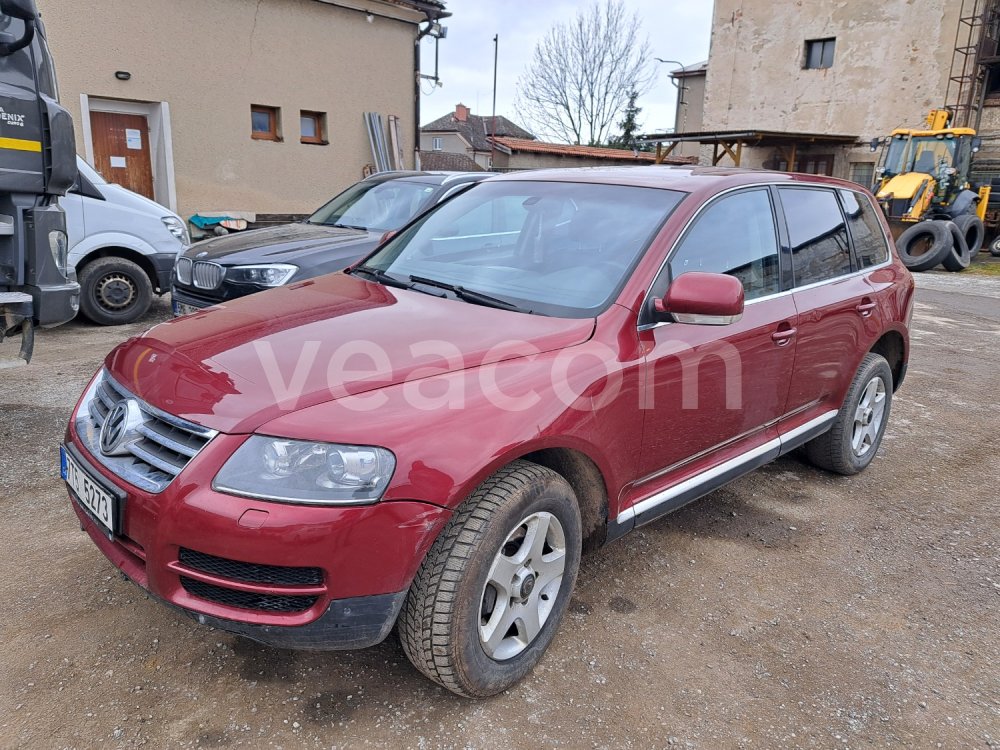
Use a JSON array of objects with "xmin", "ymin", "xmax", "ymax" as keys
[
  {"xmin": 175, "ymin": 256, "xmax": 192, "ymax": 285},
  {"xmin": 161, "ymin": 216, "xmax": 190, "ymax": 246},
  {"xmin": 213, "ymin": 436, "xmax": 396, "ymax": 505},
  {"xmin": 226, "ymin": 264, "xmax": 297, "ymax": 287}
]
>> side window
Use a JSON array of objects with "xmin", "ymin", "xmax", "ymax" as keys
[
  {"xmin": 779, "ymin": 187, "xmax": 853, "ymax": 285},
  {"xmin": 668, "ymin": 189, "xmax": 781, "ymax": 301},
  {"xmin": 839, "ymin": 189, "xmax": 889, "ymax": 268}
]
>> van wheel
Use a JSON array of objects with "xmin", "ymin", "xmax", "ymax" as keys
[
  {"xmin": 78, "ymin": 257, "xmax": 153, "ymax": 325},
  {"xmin": 398, "ymin": 460, "xmax": 581, "ymax": 698},
  {"xmin": 804, "ymin": 353, "xmax": 893, "ymax": 476}
]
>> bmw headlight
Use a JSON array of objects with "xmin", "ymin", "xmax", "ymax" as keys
[
  {"xmin": 226, "ymin": 264, "xmax": 298, "ymax": 287},
  {"xmin": 161, "ymin": 216, "xmax": 190, "ymax": 246},
  {"xmin": 213, "ymin": 437, "xmax": 396, "ymax": 505}
]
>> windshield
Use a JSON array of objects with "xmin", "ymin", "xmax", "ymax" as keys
[
  {"xmin": 883, "ymin": 134, "xmax": 958, "ymax": 177},
  {"xmin": 308, "ymin": 179, "xmax": 439, "ymax": 232},
  {"xmin": 77, "ymin": 156, "xmax": 107, "ymax": 185},
  {"xmin": 361, "ymin": 180, "xmax": 684, "ymax": 318}
]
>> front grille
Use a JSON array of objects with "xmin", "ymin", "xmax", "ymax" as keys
[
  {"xmin": 180, "ymin": 577, "xmax": 318, "ymax": 613},
  {"xmin": 75, "ymin": 370, "xmax": 216, "ymax": 493},
  {"xmin": 178, "ymin": 548, "xmax": 323, "ymax": 586},
  {"xmin": 175, "ymin": 256, "xmax": 192, "ymax": 285},
  {"xmin": 192, "ymin": 261, "xmax": 224, "ymax": 290}
]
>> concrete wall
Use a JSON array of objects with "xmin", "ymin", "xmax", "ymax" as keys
[
  {"xmin": 40, "ymin": 0, "xmax": 421, "ymax": 218},
  {"xmin": 673, "ymin": 73, "xmax": 706, "ymax": 159},
  {"xmin": 701, "ymin": 0, "xmax": 967, "ymax": 179}
]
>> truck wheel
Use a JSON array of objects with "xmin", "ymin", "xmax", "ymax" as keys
[
  {"xmin": 895, "ymin": 221, "xmax": 952, "ymax": 271},
  {"xmin": 941, "ymin": 221, "xmax": 972, "ymax": 272},
  {"xmin": 990, "ymin": 235, "xmax": 1000, "ymax": 257},
  {"xmin": 398, "ymin": 460, "xmax": 582, "ymax": 698},
  {"xmin": 804, "ymin": 353, "xmax": 893, "ymax": 476},
  {"xmin": 78, "ymin": 257, "xmax": 153, "ymax": 326},
  {"xmin": 952, "ymin": 214, "xmax": 984, "ymax": 256}
]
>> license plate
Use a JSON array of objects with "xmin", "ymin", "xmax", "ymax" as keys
[
  {"xmin": 61, "ymin": 446, "xmax": 117, "ymax": 535},
  {"xmin": 173, "ymin": 300, "xmax": 200, "ymax": 317}
]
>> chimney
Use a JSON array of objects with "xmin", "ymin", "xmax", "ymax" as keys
[{"xmin": 454, "ymin": 103, "xmax": 470, "ymax": 122}]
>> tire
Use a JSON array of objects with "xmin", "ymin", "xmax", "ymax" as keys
[
  {"xmin": 398, "ymin": 460, "xmax": 582, "ymax": 698},
  {"xmin": 941, "ymin": 220, "xmax": 972, "ymax": 272},
  {"xmin": 990, "ymin": 235, "xmax": 1000, "ymax": 257},
  {"xmin": 952, "ymin": 213, "xmax": 984, "ymax": 256},
  {"xmin": 804, "ymin": 353, "xmax": 893, "ymax": 476},
  {"xmin": 895, "ymin": 221, "xmax": 952, "ymax": 271},
  {"xmin": 78, "ymin": 256, "xmax": 153, "ymax": 325}
]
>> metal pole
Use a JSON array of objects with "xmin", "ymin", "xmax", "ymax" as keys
[{"xmin": 491, "ymin": 34, "xmax": 498, "ymax": 170}]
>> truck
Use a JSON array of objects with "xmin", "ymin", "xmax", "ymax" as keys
[
  {"xmin": 0, "ymin": 0, "xmax": 77, "ymax": 366},
  {"xmin": 871, "ymin": 108, "xmax": 991, "ymax": 272}
]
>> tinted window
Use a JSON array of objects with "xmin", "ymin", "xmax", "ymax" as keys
[
  {"xmin": 779, "ymin": 187, "xmax": 853, "ymax": 285},
  {"xmin": 839, "ymin": 190, "xmax": 889, "ymax": 268},
  {"xmin": 668, "ymin": 189, "xmax": 780, "ymax": 301}
]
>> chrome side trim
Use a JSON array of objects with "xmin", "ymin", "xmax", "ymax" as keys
[
  {"xmin": 617, "ymin": 438, "xmax": 780, "ymax": 525},
  {"xmin": 778, "ymin": 409, "xmax": 837, "ymax": 448}
]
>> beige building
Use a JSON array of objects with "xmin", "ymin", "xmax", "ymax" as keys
[
  {"xmin": 654, "ymin": 0, "xmax": 986, "ymax": 185},
  {"xmin": 39, "ymin": 0, "xmax": 446, "ymax": 220}
]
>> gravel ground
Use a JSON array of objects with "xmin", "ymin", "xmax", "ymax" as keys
[{"xmin": 1, "ymin": 275, "xmax": 998, "ymax": 749}]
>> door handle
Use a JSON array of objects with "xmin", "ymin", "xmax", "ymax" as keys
[
  {"xmin": 856, "ymin": 300, "xmax": 876, "ymax": 317},
  {"xmin": 771, "ymin": 327, "xmax": 796, "ymax": 346}
]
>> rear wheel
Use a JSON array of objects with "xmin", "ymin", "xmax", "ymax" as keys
[
  {"xmin": 990, "ymin": 235, "xmax": 1000, "ymax": 257},
  {"xmin": 804, "ymin": 353, "xmax": 893, "ymax": 476},
  {"xmin": 398, "ymin": 460, "xmax": 582, "ymax": 698},
  {"xmin": 78, "ymin": 256, "xmax": 153, "ymax": 325},
  {"xmin": 895, "ymin": 221, "xmax": 952, "ymax": 271}
]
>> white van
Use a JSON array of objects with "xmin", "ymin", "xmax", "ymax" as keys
[{"xmin": 64, "ymin": 157, "xmax": 189, "ymax": 325}]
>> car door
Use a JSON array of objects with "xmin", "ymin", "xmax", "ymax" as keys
[
  {"xmin": 636, "ymin": 187, "xmax": 798, "ymax": 480},
  {"xmin": 777, "ymin": 186, "xmax": 884, "ymax": 424}
]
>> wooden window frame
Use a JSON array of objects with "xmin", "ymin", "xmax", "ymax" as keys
[
  {"xmin": 300, "ymin": 110, "xmax": 327, "ymax": 145},
  {"xmin": 251, "ymin": 105, "xmax": 281, "ymax": 141}
]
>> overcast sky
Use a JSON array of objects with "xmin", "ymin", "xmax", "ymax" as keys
[{"xmin": 418, "ymin": 0, "xmax": 713, "ymax": 140}]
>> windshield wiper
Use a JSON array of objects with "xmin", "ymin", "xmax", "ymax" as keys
[
  {"xmin": 349, "ymin": 265, "xmax": 411, "ymax": 289},
  {"xmin": 331, "ymin": 222, "xmax": 368, "ymax": 231},
  {"xmin": 407, "ymin": 275, "xmax": 528, "ymax": 313}
]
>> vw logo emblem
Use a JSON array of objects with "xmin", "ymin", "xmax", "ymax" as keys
[{"xmin": 99, "ymin": 399, "xmax": 143, "ymax": 456}]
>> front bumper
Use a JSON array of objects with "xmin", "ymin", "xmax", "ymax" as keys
[
  {"xmin": 150, "ymin": 251, "xmax": 181, "ymax": 293},
  {"xmin": 64, "ymin": 426, "xmax": 449, "ymax": 649}
]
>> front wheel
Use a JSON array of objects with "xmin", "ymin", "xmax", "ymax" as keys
[
  {"xmin": 990, "ymin": 235, "xmax": 1000, "ymax": 257},
  {"xmin": 804, "ymin": 353, "xmax": 893, "ymax": 475},
  {"xmin": 398, "ymin": 460, "xmax": 582, "ymax": 698},
  {"xmin": 78, "ymin": 256, "xmax": 153, "ymax": 325}
]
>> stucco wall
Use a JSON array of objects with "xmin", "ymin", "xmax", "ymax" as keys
[
  {"xmin": 420, "ymin": 131, "xmax": 471, "ymax": 156},
  {"xmin": 703, "ymin": 0, "xmax": 963, "ymax": 138},
  {"xmin": 39, "ymin": 0, "xmax": 420, "ymax": 218}
]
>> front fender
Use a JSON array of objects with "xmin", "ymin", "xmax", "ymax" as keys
[
  {"xmin": 69, "ymin": 231, "xmax": 167, "ymax": 268},
  {"xmin": 257, "ymin": 342, "xmax": 643, "ymax": 518}
]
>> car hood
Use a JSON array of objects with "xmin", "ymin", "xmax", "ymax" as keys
[
  {"xmin": 182, "ymin": 222, "xmax": 374, "ymax": 264},
  {"xmin": 105, "ymin": 273, "xmax": 595, "ymax": 433}
]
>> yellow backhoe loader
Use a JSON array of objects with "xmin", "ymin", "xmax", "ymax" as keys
[{"xmin": 872, "ymin": 108, "xmax": 994, "ymax": 272}]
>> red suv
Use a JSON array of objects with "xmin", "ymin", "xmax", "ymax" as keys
[{"xmin": 62, "ymin": 167, "xmax": 913, "ymax": 697}]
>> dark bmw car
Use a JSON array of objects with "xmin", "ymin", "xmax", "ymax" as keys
[{"xmin": 171, "ymin": 171, "xmax": 487, "ymax": 314}]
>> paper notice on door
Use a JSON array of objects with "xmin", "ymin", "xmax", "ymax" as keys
[
  {"xmin": 110, "ymin": 156, "xmax": 127, "ymax": 168},
  {"xmin": 125, "ymin": 129, "xmax": 142, "ymax": 150}
]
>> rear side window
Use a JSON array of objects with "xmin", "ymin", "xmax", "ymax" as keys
[
  {"xmin": 668, "ymin": 189, "xmax": 781, "ymax": 301},
  {"xmin": 779, "ymin": 187, "xmax": 853, "ymax": 286},
  {"xmin": 839, "ymin": 189, "xmax": 890, "ymax": 268}
]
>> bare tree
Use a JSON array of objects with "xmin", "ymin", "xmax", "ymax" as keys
[{"xmin": 515, "ymin": 1, "xmax": 652, "ymax": 146}]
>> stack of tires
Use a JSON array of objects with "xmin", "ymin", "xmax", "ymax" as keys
[{"xmin": 895, "ymin": 215, "xmax": 986, "ymax": 272}]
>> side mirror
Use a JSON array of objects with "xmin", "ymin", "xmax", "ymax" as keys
[
  {"xmin": 654, "ymin": 272, "xmax": 744, "ymax": 325},
  {"xmin": 972, "ymin": 136, "xmax": 983, "ymax": 154},
  {"xmin": 869, "ymin": 137, "xmax": 881, "ymax": 153}
]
